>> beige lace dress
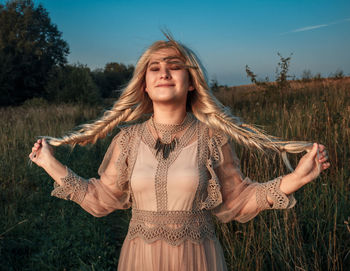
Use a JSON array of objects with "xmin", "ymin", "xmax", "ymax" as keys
[{"xmin": 51, "ymin": 115, "xmax": 296, "ymax": 271}]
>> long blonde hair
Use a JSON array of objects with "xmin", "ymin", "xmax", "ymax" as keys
[{"xmin": 47, "ymin": 35, "xmax": 312, "ymax": 170}]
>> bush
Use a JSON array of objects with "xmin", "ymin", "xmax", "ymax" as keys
[
  {"xmin": 22, "ymin": 97, "xmax": 49, "ymax": 107},
  {"xmin": 331, "ymin": 69, "xmax": 344, "ymax": 79},
  {"xmin": 301, "ymin": 69, "xmax": 312, "ymax": 82}
]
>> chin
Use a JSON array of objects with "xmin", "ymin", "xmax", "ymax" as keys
[
  {"xmin": 152, "ymin": 97, "xmax": 182, "ymax": 104},
  {"xmin": 151, "ymin": 94, "xmax": 176, "ymax": 102}
]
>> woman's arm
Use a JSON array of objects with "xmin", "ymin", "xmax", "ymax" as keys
[
  {"xmin": 238, "ymin": 143, "xmax": 330, "ymax": 215},
  {"xmin": 29, "ymin": 132, "xmax": 132, "ymax": 216},
  {"xmin": 210, "ymin": 137, "xmax": 330, "ymax": 223}
]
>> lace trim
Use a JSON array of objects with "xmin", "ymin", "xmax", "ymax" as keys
[
  {"xmin": 51, "ymin": 167, "xmax": 88, "ymax": 204},
  {"xmin": 196, "ymin": 126, "xmax": 225, "ymax": 210},
  {"xmin": 208, "ymin": 129, "xmax": 229, "ymax": 168},
  {"xmin": 256, "ymin": 176, "xmax": 297, "ymax": 210},
  {"xmin": 121, "ymin": 124, "xmax": 145, "ymax": 208},
  {"xmin": 142, "ymin": 118, "xmax": 198, "ymax": 211},
  {"xmin": 113, "ymin": 129, "xmax": 129, "ymax": 192},
  {"xmin": 193, "ymin": 122, "xmax": 207, "ymax": 210},
  {"xmin": 199, "ymin": 158, "xmax": 223, "ymax": 210},
  {"xmin": 126, "ymin": 209, "xmax": 216, "ymax": 246}
]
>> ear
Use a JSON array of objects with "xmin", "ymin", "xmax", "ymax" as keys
[{"xmin": 189, "ymin": 85, "xmax": 194, "ymax": 91}]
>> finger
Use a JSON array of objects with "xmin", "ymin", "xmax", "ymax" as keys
[
  {"xmin": 309, "ymin": 143, "xmax": 319, "ymax": 159},
  {"xmin": 319, "ymin": 157, "xmax": 328, "ymax": 163},
  {"xmin": 29, "ymin": 152, "xmax": 36, "ymax": 160},
  {"xmin": 321, "ymin": 162, "xmax": 330, "ymax": 171},
  {"xmin": 41, "ymin": 138, "xmax": 47, "ymax": 146},
  {"xmin": 318, "ymin": 144, "xmax": 326, "ymax": 152},
  {"xmin": 318, "ymin": 152, "xmax": 328, "ymax": 160}
]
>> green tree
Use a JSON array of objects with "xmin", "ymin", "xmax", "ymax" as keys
[
  {"xmin": 0, "ymin": 0, "xmax": 69, "ymax": 105},
  {"xmin": 91, "ymin": 62, "xmax": 134, "ymax": 98},
  {"xmin": 45, "ymin": 64, "xmax": 101, "ymax": 104}
]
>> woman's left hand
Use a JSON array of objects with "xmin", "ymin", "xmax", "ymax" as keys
[{"xmin": 293, "ymin": 143, "xmax": 330, "ymax": 185}]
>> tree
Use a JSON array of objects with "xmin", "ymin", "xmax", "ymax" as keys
[
  {"xmin": 91, "ymin": 62, "xmax": 134, "ymax": 98},
  {"xmin": 275, "ymin": 52, "xmax": 292, "ymax": 90},
  {"xmin": 0, "ymin": 0, "xmax": 69, "ymax": 105},
  {"xmin": 45, "ymin": 64, "xmax": 101, "ymax": 104},
  {"xmin": 246, "ymin": 52, "xmax": 293, "ymax": 94}
]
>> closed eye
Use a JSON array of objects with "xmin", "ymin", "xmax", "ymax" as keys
[{"xmin": 169, "ymin": 65, "xmax": 182, "ymax": 70}]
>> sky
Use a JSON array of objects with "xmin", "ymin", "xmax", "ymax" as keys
[{"xmin": 32, "ymin": 0, "xmax": 350, "ymax": 86}]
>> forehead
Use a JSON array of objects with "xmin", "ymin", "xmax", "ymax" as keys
[{"xmin": 148, "ymin": 48, "xmax": 185, "ymax": 63}]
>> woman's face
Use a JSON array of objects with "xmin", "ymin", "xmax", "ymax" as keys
[{"xmin": 145, "ymin": 48, "xmax": 194, "ymax": 106}]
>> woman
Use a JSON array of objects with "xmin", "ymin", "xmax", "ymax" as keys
[{"xmin": 29, "ymin": 36, "xmax": 330, "ymax": 270}]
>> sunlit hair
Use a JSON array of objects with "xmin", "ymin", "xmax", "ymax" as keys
[{"xmin": 47, "ymin": 34, "xmax": 312, "ymax": 171}]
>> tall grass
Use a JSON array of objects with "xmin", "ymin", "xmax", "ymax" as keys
[
  {"xmin": 0, "ymin": 79, "xmax": 349, "ymax": 270},
  {"xmin": 0, "ymin": 104, "xmax": 129, "ymax": 270},
  {"xmin": 215, "ymin": 78, "xmax": 349, "ymax": 270}
]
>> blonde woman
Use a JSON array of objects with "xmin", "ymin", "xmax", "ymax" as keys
[{"xmin": 29, "ymin": 37, "xmax": 330, "ymax": 271}]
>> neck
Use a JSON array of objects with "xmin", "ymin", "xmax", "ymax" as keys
[{"xmin": 152, "ymin": 104, "xmax": 187, "ymax": 125}]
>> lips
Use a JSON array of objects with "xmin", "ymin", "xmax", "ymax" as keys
[{"xmin": 156, "ymin": 84, "xmax": 175, "ymax": 87}]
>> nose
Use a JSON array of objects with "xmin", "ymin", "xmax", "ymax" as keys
[{"xmin": 160, "ymin": 67, "xmax": 171, "ymax": 79}]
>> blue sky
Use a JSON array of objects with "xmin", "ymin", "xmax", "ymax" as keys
[{"xmin": 33, "ymin": 0, "xmax": 350, "ymax": 85}]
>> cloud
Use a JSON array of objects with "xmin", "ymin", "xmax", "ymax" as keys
[
  {"xmin": 291, "ymin": 24, "xmax": 328, "ymax": 33},
  {"xmin": 283, "ymin": 17, "xmax": 350, "ymax": 34}
]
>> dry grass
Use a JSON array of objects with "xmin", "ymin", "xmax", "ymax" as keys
[{"xmin": 215, "ymin": 78, "xmax": 350, "ymax": 270}]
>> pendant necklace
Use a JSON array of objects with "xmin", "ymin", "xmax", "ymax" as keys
[{"xmin": 151, "ymin": 113, "xmax": 194, "ymax": 159}]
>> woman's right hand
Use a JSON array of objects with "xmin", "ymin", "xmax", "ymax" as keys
[{"xmin": 29, "ymin": 138, "xmax": 54, "ymax": 168}]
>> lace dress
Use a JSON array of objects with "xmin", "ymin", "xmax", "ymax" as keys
[{"xmin": 51, "ymin": 116, "xmax": 296, "ymax": 271}]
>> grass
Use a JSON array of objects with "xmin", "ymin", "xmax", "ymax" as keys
[
  {"xmin": 1, "ymin": 79, "xmax": 349, "ymax": 270},
  {"xmin": 215, "ymin": 78, "xmax": 350, "ymax": 270}
]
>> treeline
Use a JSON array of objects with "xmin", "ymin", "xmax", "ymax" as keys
[
  {"xmin": 0, "ymin": 0, "xmax": 133, "ymax": 106},
  {"xmin": 45, "ymin": 63, "xmax": 134, "ymax": 105}
]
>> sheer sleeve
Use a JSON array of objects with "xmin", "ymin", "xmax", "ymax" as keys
[
  {"xmin": 51, "ymin": 128, "xmax": 132, "ymax": 217},
  {"xmin": 208, "ymin": 130, "xmax": 296, "ymax": 223}
]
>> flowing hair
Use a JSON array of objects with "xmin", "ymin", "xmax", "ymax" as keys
[{"xmin": 46, "ymin": 34, "xmax": 312, "ymax": 171}]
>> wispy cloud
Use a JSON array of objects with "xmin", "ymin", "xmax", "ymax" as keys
[
  {"xmin": 282, "ymin": 18, "xmax": 350, "ymax": 34},
  {"xmin": 292, "ymin": 24, "xmax": 328, "ymax": 33}
]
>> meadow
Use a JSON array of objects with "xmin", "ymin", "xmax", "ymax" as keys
[{"xmin": 0, "ymin": 78, "xmax": 349, "ymax": 270}]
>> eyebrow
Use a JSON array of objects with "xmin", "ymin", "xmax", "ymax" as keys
[{"xmin": 148, "ymin": 56, "xmax": 184, "ymax": 66}]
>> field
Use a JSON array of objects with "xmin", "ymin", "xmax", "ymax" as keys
[{"xmin": 1, "ymin": 78, "xmax": 349, "ymax": 270}]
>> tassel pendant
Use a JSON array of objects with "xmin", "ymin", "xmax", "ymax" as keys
[{"xmin": 154, "ymin": 138, "xmax": 177, "ymax": 159}]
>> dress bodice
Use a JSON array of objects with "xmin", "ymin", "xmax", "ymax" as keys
[{"xmin": 131, "ymin": 140, "xmax": 199, "ymax": 211}]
